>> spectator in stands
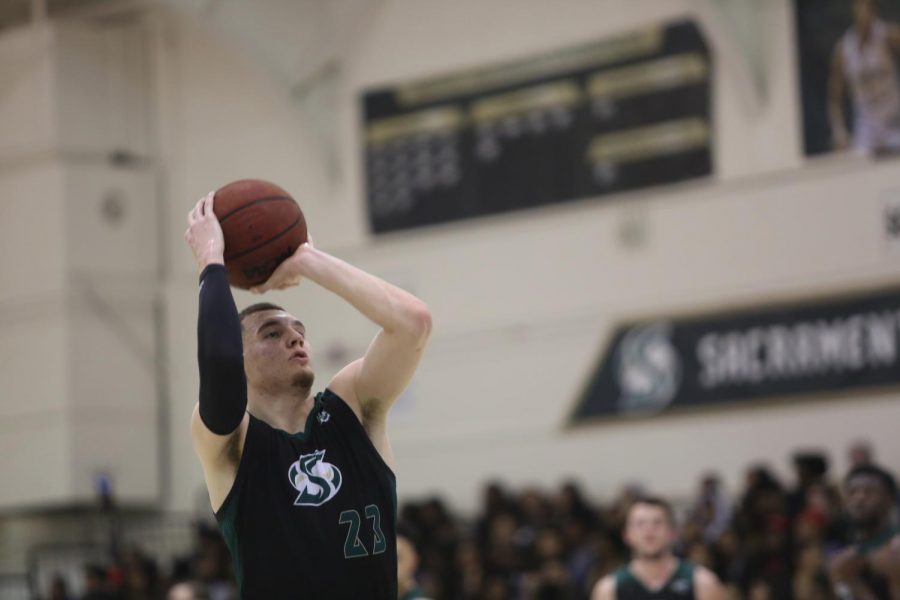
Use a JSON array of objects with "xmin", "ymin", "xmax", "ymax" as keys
[
  {"xmin": 47, "ymin": 574, "xmax": 71, "ymax": 600},
  {"xmin": 120, "ymin": 547, "xmax": 161, "ymax": 600},
  {"xmin": 828, "ymin": 464, "xmax": 900, "ymax": 599},
  {"xmin": 688, "ymin": 473, "xmax": 732, "ymax": 546},
  {"xmin": 167, "ymin": 582, "xmax": 210, "ymax": 600},
  {"xmin": 397, "ymin": 524, "xmax": 431, "ymax": 600},
  {"xmin": 81, "ymin": 564, "xmax": 115, "ymax": 600},
  {"xmin": 788, "ymin": 452, "xmax": 830, "ymax": 521},
  {"xmin": 792, "ymin": 543, "xmax": 833, "ymax": 600},
  {"xmin": 848, "ymin": 440, "xmax": 875, "ymax": 468}
]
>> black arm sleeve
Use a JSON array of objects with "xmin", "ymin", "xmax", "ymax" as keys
[{"xmin": 197, "ymin": 264, "xmax": 248, "ymax": 435}]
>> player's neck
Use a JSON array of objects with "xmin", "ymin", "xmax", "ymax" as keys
[
  {"xmin": 631, "ymin": 553, "xmax": 678, "ymax": 585},
  {"xmin": 249, "ymin": 389, "xmax": 315, "ymax": 434}
]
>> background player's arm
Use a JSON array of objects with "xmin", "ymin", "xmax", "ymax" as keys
[
  {"xmin": 185, "ymin": 191, "xmax": 251, "ymax": 511},
  {"xmin": 694, "ymin": 566, "xmax": 727, "ymax": 600},
  {"xmin": 828, "ymin": 45, "xmax": 850, "ymax": 150},
  {"xmin": 590, "ymin": 575, "xmax": 615, "ymax": 600},
  {"xmin": 256, "ymin": 244, "xmax": 432, "ymax": 462}
]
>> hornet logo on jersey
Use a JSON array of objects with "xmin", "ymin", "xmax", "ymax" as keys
[{"xmin": 288, "ymin": 450, "xmax": 342, "ymax": 506}]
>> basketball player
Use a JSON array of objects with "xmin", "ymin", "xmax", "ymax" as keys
[
  {"xmin": 591, "ymin": 497, "xmax": 725, "ymax": 600},
  {"xmin": 829, "ymin": 0, "xmax": 900, "ymax": 154},
  {"xmin": 183, "ymin": 191, "xmax": 432, "ymax": 598},
  {"xmin": 828, "ymin": 465, "xmax": 900, "ymax": 599}
]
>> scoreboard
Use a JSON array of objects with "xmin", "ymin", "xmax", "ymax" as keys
[{"xmin": 362, "ymin": 20, "xmax": 712, "ymax": 234}]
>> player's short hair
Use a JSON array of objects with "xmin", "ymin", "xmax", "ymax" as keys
[
  {"xmin": 845, "ymin": 464, "xmax": 898, "ymax": 499},
  {"xmin": 630, "ymin": 496, "xmax": 676, "ymax": 525},
  {"xmin": 239, "ymin": 302, "xmax": 286, "ymax": 326}
]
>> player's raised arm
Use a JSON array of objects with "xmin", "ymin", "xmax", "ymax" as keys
[
  {"xmin": 184, "ymin": 192, "xmax": 250, "ymax": 508},
  {"xmin": 254, "ymin": 244, "xmax": 432, "ymax": 420}
]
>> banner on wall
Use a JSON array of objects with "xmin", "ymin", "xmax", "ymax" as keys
[
  {"xmin": 362, "ymin": 19, "xmax": 713, "ymax": 234},
  {"xmin": 795, "ymin": 0, "xmax": 900, "ymax": 157},
  {"xmin": 570, "ymin": 287, "xmax": 900, "ymax": 423}
]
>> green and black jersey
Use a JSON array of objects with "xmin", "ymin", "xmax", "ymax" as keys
[
  {"xmin": 215, "ymin": 389, "xmax": 397, "ymax": 599},
  {"xmin": 614, "ymin": 560, "xmax": 695, "ymax": 599}
]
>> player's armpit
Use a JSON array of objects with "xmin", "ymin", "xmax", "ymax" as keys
[
  {"xmin": 191, "ymin": 403, "xmax": 248, "ymax": 464},
  {"xmin": 191, "ymin": 404, "xmax": 249, "ymax": 512}
]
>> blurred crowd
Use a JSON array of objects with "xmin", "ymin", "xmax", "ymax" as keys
[
  {"xmin": 40, "ymin": 440, "xmax": 894, "ymax": 600},
  {"xmin": 43, "ymin": 524, "xmax": 237, "ymax": 600}
]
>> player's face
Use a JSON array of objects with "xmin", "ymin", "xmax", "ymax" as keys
[
  {"xmin": 242, "ymin": 310, "xmax": 315, "ymax": 392},
  {"xmin": 845, "ymin": 474, "xmax": 891, "ymax": 527},
  {"xmin": 624, "ymin": 504, "xmax": 676, "ymax": 560}
]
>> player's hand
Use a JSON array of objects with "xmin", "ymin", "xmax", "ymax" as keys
[
  {"xmin": 828, "ymin": 546, "xmax": 866, "ymax": 583},
  {"xmin": 184, "ymin": 191, "xmax": 225, "ymax": 270},
  {"xmin": 250, "ymin": 234, "xmax": 315, "ymax": 294}
]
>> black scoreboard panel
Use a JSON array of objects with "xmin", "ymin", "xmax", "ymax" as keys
[{"xmin": 363, "ymin": 20, "xmax": 712, "ymax": 234}]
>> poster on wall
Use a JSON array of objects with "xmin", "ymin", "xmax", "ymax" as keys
[
  {"xmin": 795, "ymin": 0, "xmax": 900, "ymax": 157},
  {"xmin": 570, "ymin": 286, "xmax": 900, "ymax": 423},
  {"xmin": 362, "ymin": 20, "xmax": 713, "ymax": 234}
]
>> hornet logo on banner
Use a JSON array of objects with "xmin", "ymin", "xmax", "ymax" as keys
[
  {"xmin": 614, "ymin": 322, "xmax": 682, "ymax": 413},
  {"xmin": 288, "ymin": 450, "xmax": 342, "ymax": 507},
  {"xmin": 570, "ymin": 286, "xmax": 900, "ymax": 423}
]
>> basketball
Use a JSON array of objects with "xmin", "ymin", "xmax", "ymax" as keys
[{"xmin": 213, "ymin": 179, "xmax": 308, "ymax": 289}]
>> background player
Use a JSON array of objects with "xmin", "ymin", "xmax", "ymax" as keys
[
  {"xmin": 591, "ymin": 497, "xmax": 725, "ymax": 600},
  {"xmin": 828, "ymin": 465, "xmax": 900, "ymax": 599}
]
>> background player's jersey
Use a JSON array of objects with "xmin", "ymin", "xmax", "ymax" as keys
[
  {"xmin": 841, "ymin": 19, "xmax": 900, "ymax": 151},
  {"xmin": 215, "ymin": 389, "xmax": 397, "ymax": 599},
  {"xmin": 614, "ymin": 560, "xmax": 695, "ymax": 600}
]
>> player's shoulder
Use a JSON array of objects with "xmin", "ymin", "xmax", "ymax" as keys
[
  {"xmin": 691, "ymin": 563, "xmax": 726, "ymax": 598},
  {"xmin": 590, "ymin": 573, "xmax": 616, "ymax": 600}
]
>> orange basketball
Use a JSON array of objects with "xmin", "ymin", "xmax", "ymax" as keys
[{"xmin": 213, "ymin": 179, "xmax": 307, "ymax": 289}]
